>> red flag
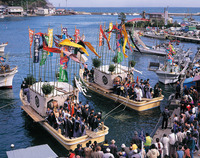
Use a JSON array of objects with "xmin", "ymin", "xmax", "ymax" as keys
[
  {"xmin": 74, "ymin": 29, "xmax": 80, "ymax": 43},
  {"xmin": 100, "ymin": 25, "xmax": 111, "ymax": 50},
  {"xmin": 29, "ymin": 28, "xmax": 34, "ymax": 58},
  {"xmin": 136, "ymin": 76, "xmax": 139, "ymax": 83},
  {"xmin": 99, "ymin": 27, "xmax": 103, "ymax": 47}
]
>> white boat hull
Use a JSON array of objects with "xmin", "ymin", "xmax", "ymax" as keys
[
  {"xmin": 0, "ymin": 67, "xmax": 18, "ymax": 88},
  {"xmin": 156, "ymin": 71, "xmax": 179, "ymax": 84},
  {"xmin": 0, "ymin": 43, "xmax": 8, "ymax": 52}
]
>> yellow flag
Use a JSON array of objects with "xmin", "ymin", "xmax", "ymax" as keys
[
  {"xmin": 108, "ymin": 22, "xmax": 113, "ymax": 42},
  {"xmin": 84, "ymin": 41, "xmax": 101, "ymax": 58},
  {"xmin": 48, "ymin": 29, "xmax": 53, "ymax": 55},
  {"xmin": 122, "ymin": 24, "xmax": 128, "ymax": 58},
  {"xmin": 59, "ymin": 39, "xmax": 89, "ymax": 56}
]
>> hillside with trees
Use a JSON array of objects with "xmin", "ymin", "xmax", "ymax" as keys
[{"xmin": 0, "ymin": 0, "xmax": 48, "ymax": 9}]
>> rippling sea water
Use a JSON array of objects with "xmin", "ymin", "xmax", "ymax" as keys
[{"xmin": 0, "ymin": 7, "xmax": 199, "ymax": 157}]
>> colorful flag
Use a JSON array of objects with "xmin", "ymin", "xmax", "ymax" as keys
[
  {"xmin": 121, "ymin": 24, "xmax": 128, "ymax": 58},
  {"xmin": 48, "ymin": 29, "xmax": 53, "ymax": 56},
  {"xmin": 74, "ymin": 29, "xmax": 80, "ymax": 43},
  {"xmin": 99, "ymin": 27, "xmax": 103, "ymax": 47},
  {"xmin": 33, "ymin": 34, "xmax": 40, "ymax": 63},
  {"xmin": 0, "ymin": 56, "xmax": 6, "ymax": 62},
  {"xmin": 58, "ymin": 65, "xmax": 68, "ymax": 82},
  {"xmin": 84, "ymin": 41, "xmax": 101, "ymax": 58},
  {"xmin": 108, "ymin": 22, "xmax": 113, "ymax": 42},
  {"xmin": 40, "ymin": 35, "xmax": 49, "ymax": 66},
  {"xmin": 29, "ymin": 28, "xmax": 34, "ymax": 58},
  {"xmin": 100, "ymin": 25, "xmax": 111, "ymax": 50},
  {"xmin": 59, "ymin": 39, "xmax": 89, "ymax": 56}
]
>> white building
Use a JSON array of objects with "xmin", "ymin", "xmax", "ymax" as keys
[
  {"xmin": 0, "ymin": 5, "xmax": 6, "ymax": 13},
  {"xmin": 36, "ymin": 7, "xmax": 49, "ymax": 15},
  {"xmin": 7, "ymin": 6, "xmax": 24, "ymax": 15}
]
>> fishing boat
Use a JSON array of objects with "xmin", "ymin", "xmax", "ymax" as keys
[
  {"xmin": 0, "ymin": 42, "xmax": 8, "ymax": 52},
  {"xmin": 78, "ymin": 23, "xmax": 164, "ymax": 111},
  {"xmin": 20, "ymin": 27, "xmax": 109, "ymax": 150},
  {"xmin": 0, "ymin": 65, "xmax": 18, "ymax": 88},
  {"xmin": 149, "ymin": 43, "xmax": 191, "ymax": 84}
]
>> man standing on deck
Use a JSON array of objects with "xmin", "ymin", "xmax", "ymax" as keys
[
  {"xmin": 175, "ymin": 81, "xmax": 181, "ymax": 99},
  {"xmin": 162, "ymin": 107, "xmax": 170, "ymax": 129}
]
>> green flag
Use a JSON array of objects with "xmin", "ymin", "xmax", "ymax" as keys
[
  {"xmin": 117, "ymin": 51, "xmax": 123, "ymax": 63},
  {"xmin": 58, "ymin": 66, "xmax": 68, "ymax": 82},
  {"xmin": 40, "ymin": 36, "xmax": 49, "ymax": 66}
]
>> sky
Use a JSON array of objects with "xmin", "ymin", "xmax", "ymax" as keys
[{"xmin": 48, "ymin": 0, "xmax": 200, "ymax": 7}]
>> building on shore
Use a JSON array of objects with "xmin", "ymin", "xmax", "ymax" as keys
[
  {"xmin": 0, "ymin": 5, "xmax": 6, "ymax": 14},
  {"xmin": 55, "ymin": 9, "xmax": 66, "ymax": 15},
  {"xmin": 6, "ymin": 6, "xmax": 24, "ymax": 16},
  {"xmin": 35, "ymin": 7, "xmax": 49, "ymax": 15}
]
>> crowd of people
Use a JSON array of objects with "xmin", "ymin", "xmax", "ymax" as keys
[
  {"xmin": 46, "ymin": 97, "xmax": 103, "ymax": 139},
  {"xmin": 113, "ymin": 77, "xmax": 162, "ymax": 101}
]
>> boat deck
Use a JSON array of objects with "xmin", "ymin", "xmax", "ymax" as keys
[{"xmin": 21, "ymin": 105, "xmax": 45, "ymax": 122}]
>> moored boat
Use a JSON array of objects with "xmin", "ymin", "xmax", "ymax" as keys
[
  {"xmin": 0, "ymin": 42, "xmax": 8, "ymax": 52},
  {"xmin": 20, "ymin": 26, "xmax": 109, "ymax": 150},
  {"xmin": 20, "ymin": 82, "xmax": 109, "ymax": 150},
  {"xmin": 79, "ymin": 67, "xmax": 164, "ymax": 112}
]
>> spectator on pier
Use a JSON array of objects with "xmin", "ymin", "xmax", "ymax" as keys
[
  {"xmin": 162, "ymin": 107, "xmax": 170, "ymax": 129},
  {"xmin": 91, "ymin": 146, "xmax": 103, "ymax": 158},
  {"xmin": 147, "ymin": 144, "xmax": 160, "ymax": 158},
  {"xmin": 84, "ymin": 143, "xmax": 92, "ymax": 158},
  {"xmin": 131, "ymin": 131, "xmax": 141, "ymax": 149},
  {"xmin": 109, "ymin": 139, "xmax": 118, "ymax": 157},
  {"xmin": 154, "ymin": 138, "xmax": 163, "ymax": 158},
  {"xmin": 175, "ymin": 81, "xmax": 181, "ymax": 99},
  {"xmin": 183, "ymin": 85, "xmax": 189, "ymax": 96},
  {"xmin": 180, "ymin": 97, "xmax": 187, "ymax": 113},
  {"xmin": 101, "ymin": 140, "xmax": 110, "ymax": 153},
  {"xmin": 183, "ymin": 145, "xmax": 191, "ymax": 158},
  {"xmin": 74, "ymin": 144, "xmax": 84, "ymax": 157},
  {"xmin": 168, "ymin": 129, "xmax": 177, "ymax": 158},
  {"xmin": 144, "ymin": 133, "xmax": 152, "ymax": 153},
  {"xmin": 103, "ymin": 148, "xmax": 114, "ymax": 158},
  {"xmin": 176, "ymin": 146, "xmax": 184, "ymax": 158},
  {"xmin": 160, "ymin": 134, "xmax": 169, "ymax": 157}
]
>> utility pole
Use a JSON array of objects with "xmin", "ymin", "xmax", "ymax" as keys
[
  {"xmin": 26, "ymin": 0, "xmax": 28, "ymax": 12},
  {"xmin": 66, "ymin": 0, "xmax": 68, "ymax": 8}
]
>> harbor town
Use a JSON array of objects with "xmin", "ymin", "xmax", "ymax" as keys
[{"xmin": 1, "ymin": 0, "xmax": 200, "ymax": 158}]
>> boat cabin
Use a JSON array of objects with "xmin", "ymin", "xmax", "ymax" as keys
[
  {"xmin": 29, "ymin": 82, "xmax": 79, "ymax": 117},
  {"xmin": 94, "ymin": 65, "xmax": 128, "ymax": 90}
]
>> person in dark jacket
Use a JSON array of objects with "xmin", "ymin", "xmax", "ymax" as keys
[
  {"xmin": 47, "ymin": 111, "xmax": 57, "ymax": 129},
  {"xmin": 162, "ymin": 107, "xmax": 170, "ymax": 129},
  {"xmin": 175, "ymin": 81, "xmax": 181, "ymax": 99},
  {"xmin": 67, "ymin": 116, "xmax": 74, "ymax": 139},
  {"xmin": 131, "ymin": 131, "xmax": 141, "ymax": 149}
]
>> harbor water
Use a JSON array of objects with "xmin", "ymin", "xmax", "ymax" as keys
[{"xmin": 0, "ymin": 7, "xmax": 200, "ymax": 157}]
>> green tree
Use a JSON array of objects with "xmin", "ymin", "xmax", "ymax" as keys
[{"xmin": 118, "ymin": 12, "xmax": 127, "ymax": 24}]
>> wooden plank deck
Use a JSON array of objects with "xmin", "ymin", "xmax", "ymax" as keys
[{"xmin": 21, "ymin": 105, "xmax": 45, "ymax": 122}]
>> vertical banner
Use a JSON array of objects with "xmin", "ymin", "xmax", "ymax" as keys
[
  {"xmin": 99, "ymin": 25, "xmax": 103, "ymax": 47},
  {"xmin": 62, "ymin": 27, "xmax": 68, "ymax": 39},
  {"xmin": 58, "ymin": 65, "xmax": 68, "ymax": 82},
  {"xmin": 40, "ymin": 35, "xmax": 49, "ymax": 66},
  {"xmin": 108, "ymin": 22, "xmax": 113, "ymax": 42},
  {"xmin": 29, "ymin": 28, "xmax": 34, "ymax": 58},
  {"xmin": 48, "ymin": 29, "xmax": 53, "ymax": 56},
  {"xmin": 74, "ymin": 29, "xmax": 80, "ymax": 43},
  {"xmin": 33, "ymin": 34, "xmax": 40, "ymax": 63}
]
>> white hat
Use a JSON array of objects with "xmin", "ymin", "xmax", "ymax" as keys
[
  {"xmin": 111, "ymin": 139, "xmax": 116, "ymax": 144},
  {"xmin": 106, "ymin": 148, "xmax": 110, "ymax": 152},
  {"xmin": 121, "ymin": 144, "xmax": 126, "ymax": 148}
]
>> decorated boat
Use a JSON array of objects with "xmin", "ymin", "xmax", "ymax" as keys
[
  {"xmin": 78, "ymin": 23, "xmax": 164, "ymax": 111},
  {"xmin": 0, "ymin": 42, "xmax": 8, "ymax": 52},
  {"xmin": 20, "ymin": 26, "xmax": 109, "ymax": 150},
  {"xmin": 149, "ymin": 43, "xmax": 191, "ymax": 84},
  {"xmin": 0, "ymin": 53, "xmax": 18, "ymax": 88}
]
